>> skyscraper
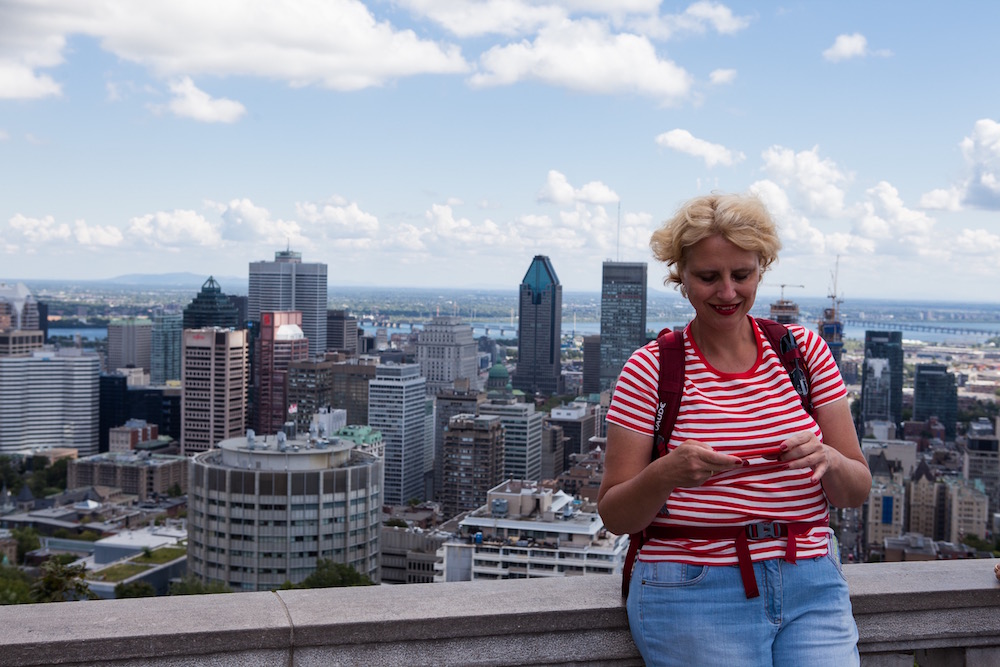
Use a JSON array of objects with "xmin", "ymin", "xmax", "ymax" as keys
[
  {"xmin": 0, "ymin": 349, "xmax": 100, "ymax": 456},
  {"xmin": 441, "ymin": 414, "xmax": 505, "ymax": 518},
  {"xmin": 106, "ymin": 317, "xmax": 153, "ymax": 372},
  {"xmin": 599, "ymin": 261, "xmax": 647, "ymax": 390},
  {"xmin": 859, "ymin": 331, "xmax": 904, "ymax": 433},
  {"xmin": 480, "ymin": 397, "xmax": 543, "ymax": 483},
  {"xmin": 913, "ymin": 364, "xmax": 958, "ymax": 441},
  {"xmin": 181, "ymin": 328, "xmax": 248, "ymax": 456},
  {"xmin": 417, "ymin": 316, "xmax": 479, "ymax": 395},
  {"xmin": 513, "ymin": 255, "xmax": 562, "ymax": 397},
  {"xmin": 182, "ymin": 277, "xmax": 240, "ymax": 330},
  {"xmin": 253, "ymin": 312, "xmax": 309, "ymax": 436},
  {"xmin": 249, "ymin": 249, "xmax": 327, "ymax": 358},
  {"xmin": 433, "ymin": 383, "xmax": 485, "ymax": 501},
  {"xmin": 368, "ymin": 363, "xmax": 430, "ymax": 506},
  {"xmin": 151, "ymin": 311, "xmax": 183, "ymax": 385},
  {"xmin": 0, "ymin": 282, "xmax": 40, "ymax": 332},
  {"xmin": 326, "ymin": 309, "xmax": 358, "ymax": 355}
]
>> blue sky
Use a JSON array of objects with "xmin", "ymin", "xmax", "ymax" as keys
[{"xmin": 2, "ymin": 1, "xmax": 1000, "ymax": 302}]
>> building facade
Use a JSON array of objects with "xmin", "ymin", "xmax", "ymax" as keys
[
  {"xmin": 181, "ymin": 328, "xmax": 248, "ymax": 456},
  {"xmin": 441, "ymin": 414, "xmax": 505, "ymax": 518},
  {"xmin": 368, "ymin": 363, "xmax": 430, "ymax": 506},
  {"xmin": 513, "ymin": 256, "xmax": 563, "ymax": 397},
  {"xmin": 479, "ymin": 398, "xmax": 543, "ymax": 483},
  {"xmin": 150, "ymin": 311, "xmax": 183, "ymax": 385},
  {"xmin": 0, "ymin": 349, "xmax": 100, "ymax": 456},
  {"xmin": 69, "ymin": 452, "xmax": 186, "ymax": 501},
  {"xmin": 599, "ymin": 261, "xmax": 647, "ymax": 390},
  {"xmin": 249, "ymin": 250, "xmax": 327, "ymax": 358},
  {"xmin": 182, "ymin": 277, "xmax": 240, "ymax": 330},
  {"xmin": 253, "ymin": 311, "xmax": 309, "ymax": 436},
  {"xmin": 417, "ymin": 317, "xmax": 479, "ymax": 395},
  {"xmin": 107, "ymin": 318, "xmax": 153, "ymax": 373},
  {"xmin": 913, "ymin": 363, "xmax": 958, "ymax": 440},
  {"xmin": 859, "ymin": 331, "xmax": 904, "ymax": 433},
  {"xmin": 187, "ymin": 431, "xmax": 382, "ymax": 591},
  {"xmin": 326, "ymin": 309, "xmax": 358, "ymax": 356},
  {"xmin": 435, "ymin": 480, "xmax": 628, "ymax": 582}
]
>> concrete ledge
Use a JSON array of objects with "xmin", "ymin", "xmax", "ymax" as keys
[{"xmin": 0, "ymin": 560, "xmax": 997, "ymax": 666}]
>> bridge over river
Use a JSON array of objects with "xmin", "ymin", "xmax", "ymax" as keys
[{"xmin": 842, "ymin": 319, "xmax": 1000, "ymax": 338}]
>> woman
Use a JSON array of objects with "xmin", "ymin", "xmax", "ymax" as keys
[{"xmin": 598, "ymin": 193, "xmax": 871, "ymax": 666}]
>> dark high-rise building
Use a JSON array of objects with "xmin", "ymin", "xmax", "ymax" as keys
[
  {"xmin": 249, "ymin": 249, "xmax": 327, "ymax": 358},
  {"xmin": 441, "ymin": 414, "xmax": 505, "ymax": 519},
  {"xmin": 513, "ymin": 255, "xmax": 563, "ymax": 397},
  {"xmin": 433, "ymin": 384, "xmax": 485, "ymax": 502},
  {"xmin": 859, "ymin": 330, "xmax": 904, "ymax": 433},
  {"xmin": 913, "ymin": 364, "xmax": 958, "ymax": 440},
  {"xmin": 227, "ymin": 294, "xmax": 249, "ymax": 328},
  {"xmin": 582, "ymin": 334, "xmax": 601, "ymax": 395},
  {"xmin": 100, "ymin": 375, "xmax": 182, "ymax": 452},
  {"xmin": 183, "ymin": 277, "xmax": 240, "ymax": 330},
  {"xmin": 327, "ymin": 309, "xmax": 359, "ymax": 355},
  {"xmin": 599, "ymin": 261, "xmax": 647, "ymax": 390},
  {"xmin": 253, "ymin": 312, "xmax": 309, "ymax": 436}
]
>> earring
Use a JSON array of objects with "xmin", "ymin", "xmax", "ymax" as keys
[{"xmin": 679, "ymin": 284, "xmax": 688, "ymax": 299}]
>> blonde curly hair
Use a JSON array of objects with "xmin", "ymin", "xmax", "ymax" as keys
[{"xmin": 650, "ymin": 192, "xmax": 781, "ymax": 287}]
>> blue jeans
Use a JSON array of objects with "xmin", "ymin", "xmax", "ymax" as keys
[{"xmin": 626, "ymin": 551, "xmax": 859, "ymax": 667}]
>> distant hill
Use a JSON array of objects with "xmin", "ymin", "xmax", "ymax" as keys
[{"xmin": 103, "ymin": 273, "xmax": 247, "ymax": 288}]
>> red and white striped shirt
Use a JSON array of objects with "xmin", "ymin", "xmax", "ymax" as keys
[{"xmin": 606, "ymin": 317, "xmax": 847, "ymax": 565}]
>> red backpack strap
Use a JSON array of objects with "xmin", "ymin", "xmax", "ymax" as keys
[
  {"xmin": 755, "ymin": 318, "xmax": 812, "ymax": 414},
  {"xmin": 622, "ymin": 327, "xmax": 685, "ymax": 598}
]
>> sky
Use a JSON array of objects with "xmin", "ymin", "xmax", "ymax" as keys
[{"xmin": 2, "ymin": 1, "xmax": 1000, "ymax": 303}]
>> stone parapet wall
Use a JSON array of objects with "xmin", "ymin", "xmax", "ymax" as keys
[{"xmin": 0, "ymin": 559, "xmax": 997, "ymax": 666}]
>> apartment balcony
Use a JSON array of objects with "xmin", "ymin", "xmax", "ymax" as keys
[{"xmin": 0, "ymin": 559, "xmax": 998, "ymax": 666}]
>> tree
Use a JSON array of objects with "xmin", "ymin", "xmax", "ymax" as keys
[
  {"xmin": 383, "ymin": 518, "xmax": 407, "ymax": 528},
  {"xmin": 0, "ymin": 565, "xmax": 33, "ymax": 605},
  {"xmin": 167, "ymin": 483, "xmax": 183, "ymax": 498},
  {"xmin": 30, "ymin": 559, "xmax": 97, "ymax": 603},
  {"xmin": 169, "ymin": 575, "xmax": 232, "ymax": 596},
  {"xmin": 11, "ymin": 527, "xmax": 40, "ymax": 565},
  {"xmin": 295, "ymin": 560, "xmax": 373, "ymax": 589},
  {"xmin": 114, "ymin": 581, "xmax": 157, "ymax": 598}
]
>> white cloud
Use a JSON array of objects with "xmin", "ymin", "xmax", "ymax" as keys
[
  {"xmin": 0, "ymin": 130, "xmax": 8, "ymax": 141},
  {"xmin": 295, "ymin": 197, "xmax": 380, "ymax": 239},
  {"xmin": 709, "ymin": 68, "xmax": 736, "ymax": 85},
  {"xmin": 953, "ymin": 228, "xmax": 1000, "ymax": 256},
  {"xmin": 537, "ymin": 170, "xmax": 619, "ymax": 205},
  {"xmin": 392, "ymin": 0, "xmax": 567, "ymax": 38},
  {"xmin": 854, "ymin": 182, "xmax": 937, "ymax": 257},
  {"xmin": 919, "ymin": 187, "xmax": 963, "ymax": 211},
  {"xmin": 919, "ymin": 119, "xmax": 1000, "ymax": 211},
  {"xmin": 822, "ymin": 32, "xmax": 891, "ymax": 62},
  {"xmin": 0, "ymin": 62, "xmax": 61, "ymax": 99},
  {"xmin": 760, "ymin": 145, "xmax": 850, "ymax": 216},
  {"xmin": 0, "ymin": 1, "xmax": 469, "ymax": 101},
  {"xmin": 749, "ymin": 180, "xmax": 826, "ymax": 255},
  {"xmin": 219, "ymin": 199, "xmax": 305, "ymax": 245},
  {"xmin": 160, "ymin": 77, "xmax": 246, "ymax": 123},
  {"xmin": 72, "ymin": 220, "xmax": 125, "ymax": 247},
  {"xmin": 8, "ymin": 214, "xmax": 72, "ymax": 244},
  {"xmin": 469, "ymin": 19, "xmax": 693, "ymax": 104},
  {"xmin": 655, "ymin": 129, "xmax": 745, "ymax": 167},
  {"xmin": 127, "ymin": 209, "xmax": 223, "ymax": 248},
  {"xmin": 627, "ymin": 1, "xmax": 751, "ymax": 40}
]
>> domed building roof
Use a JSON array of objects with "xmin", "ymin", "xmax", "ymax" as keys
[{"xmin": 488, "ymin": 363, "xmax": 509, "ymax": 380}]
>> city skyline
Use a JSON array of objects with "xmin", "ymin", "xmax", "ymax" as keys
[{"xmin": 3, "ymin": 2, "xmax": 1000, "ymax": 302}]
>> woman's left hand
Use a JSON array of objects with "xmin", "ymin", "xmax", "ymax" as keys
[{"xmin": 774, "ymin": 431, "xmax": 840, "ymax": 484}]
